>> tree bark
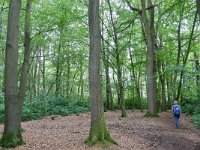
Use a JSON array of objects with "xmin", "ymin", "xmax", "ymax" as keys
[
  {"xmin": 0, "ymin": 0, "xmax": 24, "ymax": 147},
  {"xmin": 194, "ymin": 52, "xmax": 200, "ymax": 101},
  {"xmin": 141, "ymin": 0, "xmax": 158, "ymax": 117},
  {"xmin": 86, "ymin": 0, "xmax": 116, "ymax": 146},
  {"xmin": 55, "ymin": 37, "xmax": 62, "ymax": 96},
  {"xmin": 18, "ymin": 0, "xmax": 32, "ymax": 130}
]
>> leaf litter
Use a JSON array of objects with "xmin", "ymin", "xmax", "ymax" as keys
[{"xmin": 0, "ymin": 110, "xmax": 200, "ymax": 150}]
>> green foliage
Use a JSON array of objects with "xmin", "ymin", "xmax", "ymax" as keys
[
  {"xmin": 182, "ymin": 103, "xmax": 195, "ymax": 115},
  {"xmin": 192, "ymin": 107, "xmax": 200, "ymax": 129},
  {"xmin": 181, "ymin": 98, "xmax": 198, "ymax": 115},
  {"xmin": 22, "ymin": 95, "xmax": 89, "ymax": 121},
  {"xmin": 0, "ymin": 93, "xmax": 89, "ymax": 123},
  {"xmin": 125, "ymin": 98, "xmax": 147, "ymax": 110},
  {"xmin": 181, "ymin": 97, "xmax": 200, "ymax": 128}
]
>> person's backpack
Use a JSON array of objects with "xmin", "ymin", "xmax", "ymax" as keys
[{"xmin": 174, "ymin": 105, "xmax": 180, "ymax": 115}]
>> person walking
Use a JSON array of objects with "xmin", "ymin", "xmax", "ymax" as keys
[{"xmin": 172, "ymin": 101, "xmax": 181, "ymax": 128}]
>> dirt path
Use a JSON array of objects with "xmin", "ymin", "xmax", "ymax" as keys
[{"xmin": 0, "ymin": 110, "xmax": 200, "ymax": 150}]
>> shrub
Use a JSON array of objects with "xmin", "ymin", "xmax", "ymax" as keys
[
  {"xmin": 192, "ymin": 106, "xmax": 200, "ymax": 128},
  {"xmin": 0, "ymin": 93, "xmax": 89, "ymax": 123},
  {"xmin": 21, "ymin": 95, "xmax": 89, "ymax": 121},
  {"xmin": 125, "ymin": 98, "xmax": 147, "ymax": 110}
]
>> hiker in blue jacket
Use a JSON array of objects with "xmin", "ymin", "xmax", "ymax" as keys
[{"xmin": 172, "ymin": 101, "xmax": 181, "ymax": 128}]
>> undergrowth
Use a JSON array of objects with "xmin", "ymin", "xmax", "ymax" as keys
[{"xmin": 0, "ymin": 94, "xmax": 89, "ymax": 123}]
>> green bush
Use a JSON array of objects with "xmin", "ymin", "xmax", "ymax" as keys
[
  {"xmin": 125, "ymin": 98, "xmax": 147, "ymax": 110},
  {"xmin": 182, "ymin": 104, "xmax": 194, "ymax": 115},
  {"xmin": 0, "ymin": 93, "xmax": 89, "ymax": 123},
  {"xmin": 181, "ymin": 98, "xmax": 198, "ymax": 115},
  {"xmin": 22, "ymin": 95, "xmax": 89, "ymax": 121},
  {"xmin": 192, "ymin": 107, "xmax": 200, "ymax": 128}
]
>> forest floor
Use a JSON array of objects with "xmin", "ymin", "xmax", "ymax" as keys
[{"xmin": 0, "ymin": 110, "xmax": 200, "ymax": 150}]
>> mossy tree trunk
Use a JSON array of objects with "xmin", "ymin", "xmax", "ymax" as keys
[
  {"xmin": 86, "ymin": 0, "xmax": 117, "ymax": 146},
  {"xmin": 0, "ymin": 0, "xmax": 24, "ymax": 148}
]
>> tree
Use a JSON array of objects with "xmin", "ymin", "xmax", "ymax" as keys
[
  {"xmin": 0, "ymin": 0, "xmax": 24, "ymax": 147},
  {"xmin": 107, "ymin": 0, "xmax": 127, "ymax": 117},
  {"xmin": 86, "ymin": 0, "xmax": 117, "ymax": 146},
  {"xmin": 140, "ymin": 0, "xmax": 158, "ymax": 116},
  {"xmin": 196, "ymin": 0, "xmax": 200, "ymax": 101},
  {"xmin": 19, "ymin": 0, "xmax": 32, "ymax": 126}
]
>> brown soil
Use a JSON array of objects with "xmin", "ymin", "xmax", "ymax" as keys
[{"xmin": 0, "ymin": 110, "xmax": 200, "ymax": 150}]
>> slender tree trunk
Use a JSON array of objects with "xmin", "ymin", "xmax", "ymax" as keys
[
  {"xmin": 33, "ymin": 58, "xmax": 37, "ymax": 97},
  {"xmin": 0, "ymin": 0, "xmax": 24, "ymax": 147},
  {"xmin": 195, "ymin": 0, "xmax": 200, "ymax": 102},
  {"xmin": 42, "ymin": 49, "xmax": 45, "ymax": 92},
  {"xmin": 166, "ymin": 76, "xmax": 172, "ymax": 108},
  {"xmin": 107, "ymin": 0, "xmax": 126, "ymax": 117},
  {"xmin": 101, "ymin": 5, "xmax": 113, "ymax": 110},
  {"xmin": 128, "ymin": 47, "xmax": 142, "ymax": 110},
  {"xmin": 194, "ymin": 52, "xmax": 200, "ymax": 101},
  {"xmin": 172, "ymin": 5, "xmax": 184, "ymax": 100},
  {"xmin": 55, "ymin": 40, "xmax": 61, "ymax": 96},
  {"xmin": 176, "ymin": 11, "xmax": 197, "ymax": 101},
  {"xmin": 66, "ymin": 51, "xmax": 70, "ymax": 98},
  {"xmin": 78, "ymin": 57, "xmax": 84, "ymax": 100},
  {"xmin": 158, "ymin": 61, "xmax": 166, "ymax": 111},
  {"xmin": 37, "ymin": 48, "xmax": 42, "ymax": 96},
  {"xmin": 103, "ymin": 50, "xmax": 113, "ymax": 110},
  {"xmin": 86, "ymin": 0, "xmax": 116, "ymax": 146},
  {"xmin": 18, "ymin": 0, "xmax": 32, "ymax": 128}
]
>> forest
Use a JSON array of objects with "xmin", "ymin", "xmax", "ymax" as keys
[{"xmin": 0, "ymin": 0, "xmax": 200, "ymax": 149}]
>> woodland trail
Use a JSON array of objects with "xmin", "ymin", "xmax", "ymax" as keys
[{"xmin": 0, "ymin": 110, "xmax": 200, "ymax": 150}]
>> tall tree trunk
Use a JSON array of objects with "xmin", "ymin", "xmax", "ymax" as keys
[
  {"xmin": 55, "ymin": 40, "xmax": 61, "ymax": 96},
  {"xmin": 101, "ymin": 4, "xmax": 113, "ymax": 111},
  {"xmin": 194, "ymin": 52, "xmax": 200, "ymax": 101},
  {"xmin": 176, "ymin": 10, "xmax": 197, "ymax": 101},
  {"xmin": 141, "ymin": 0, "xmax": 158, "ymax": 117},
  {"xmin": 158, "ymin": 60, "xmax": 166, "ymax": 111},
  {"xmin": 0, "ymin": 0, "xmax": 24, "ymax": 147},
  {"xmin": 195, "ymin": 0, "xmax": 200, "ymax": 101},
  {"xmin": 107, "ymin": 0, "xmax": 126, "ymax": 117},
  {"xmin": 173, "ymin": 4, "xmax": 184, "ymax": 101},
  {"xmin": 37, "ymin": 48, "xmax": 42, "ymax": 96},
  {"xmin": 103, "ymin": 49, "xmax": 113, "ymax": 110},
  {"xmin": 128, "ymin": 47, "xmax": 142, "ymax": 110},
  {"xmin": 86, "ymin": 0, "xmax": 116, "ymax": 146},
  {"xmin": 166, "ymin": 75, "xmax": 173, "ymax": 108},
  {"xmin": 33, "ymin": 57, "xmax": 37, "ymax": 97},
  {"xmin": 66, "ymin": 51, "xmax": 70, "ymax": 98},
  {"xmin": 78, "ymin": 56, "xmax": 84, "ymax": 100},
  {"xmin": 42, "ymin": 49, "xmax": 45, "ymax": 92},
  {"xmin": 18, "ymin": 0, "xmax": 32, "ymax": 128}
]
